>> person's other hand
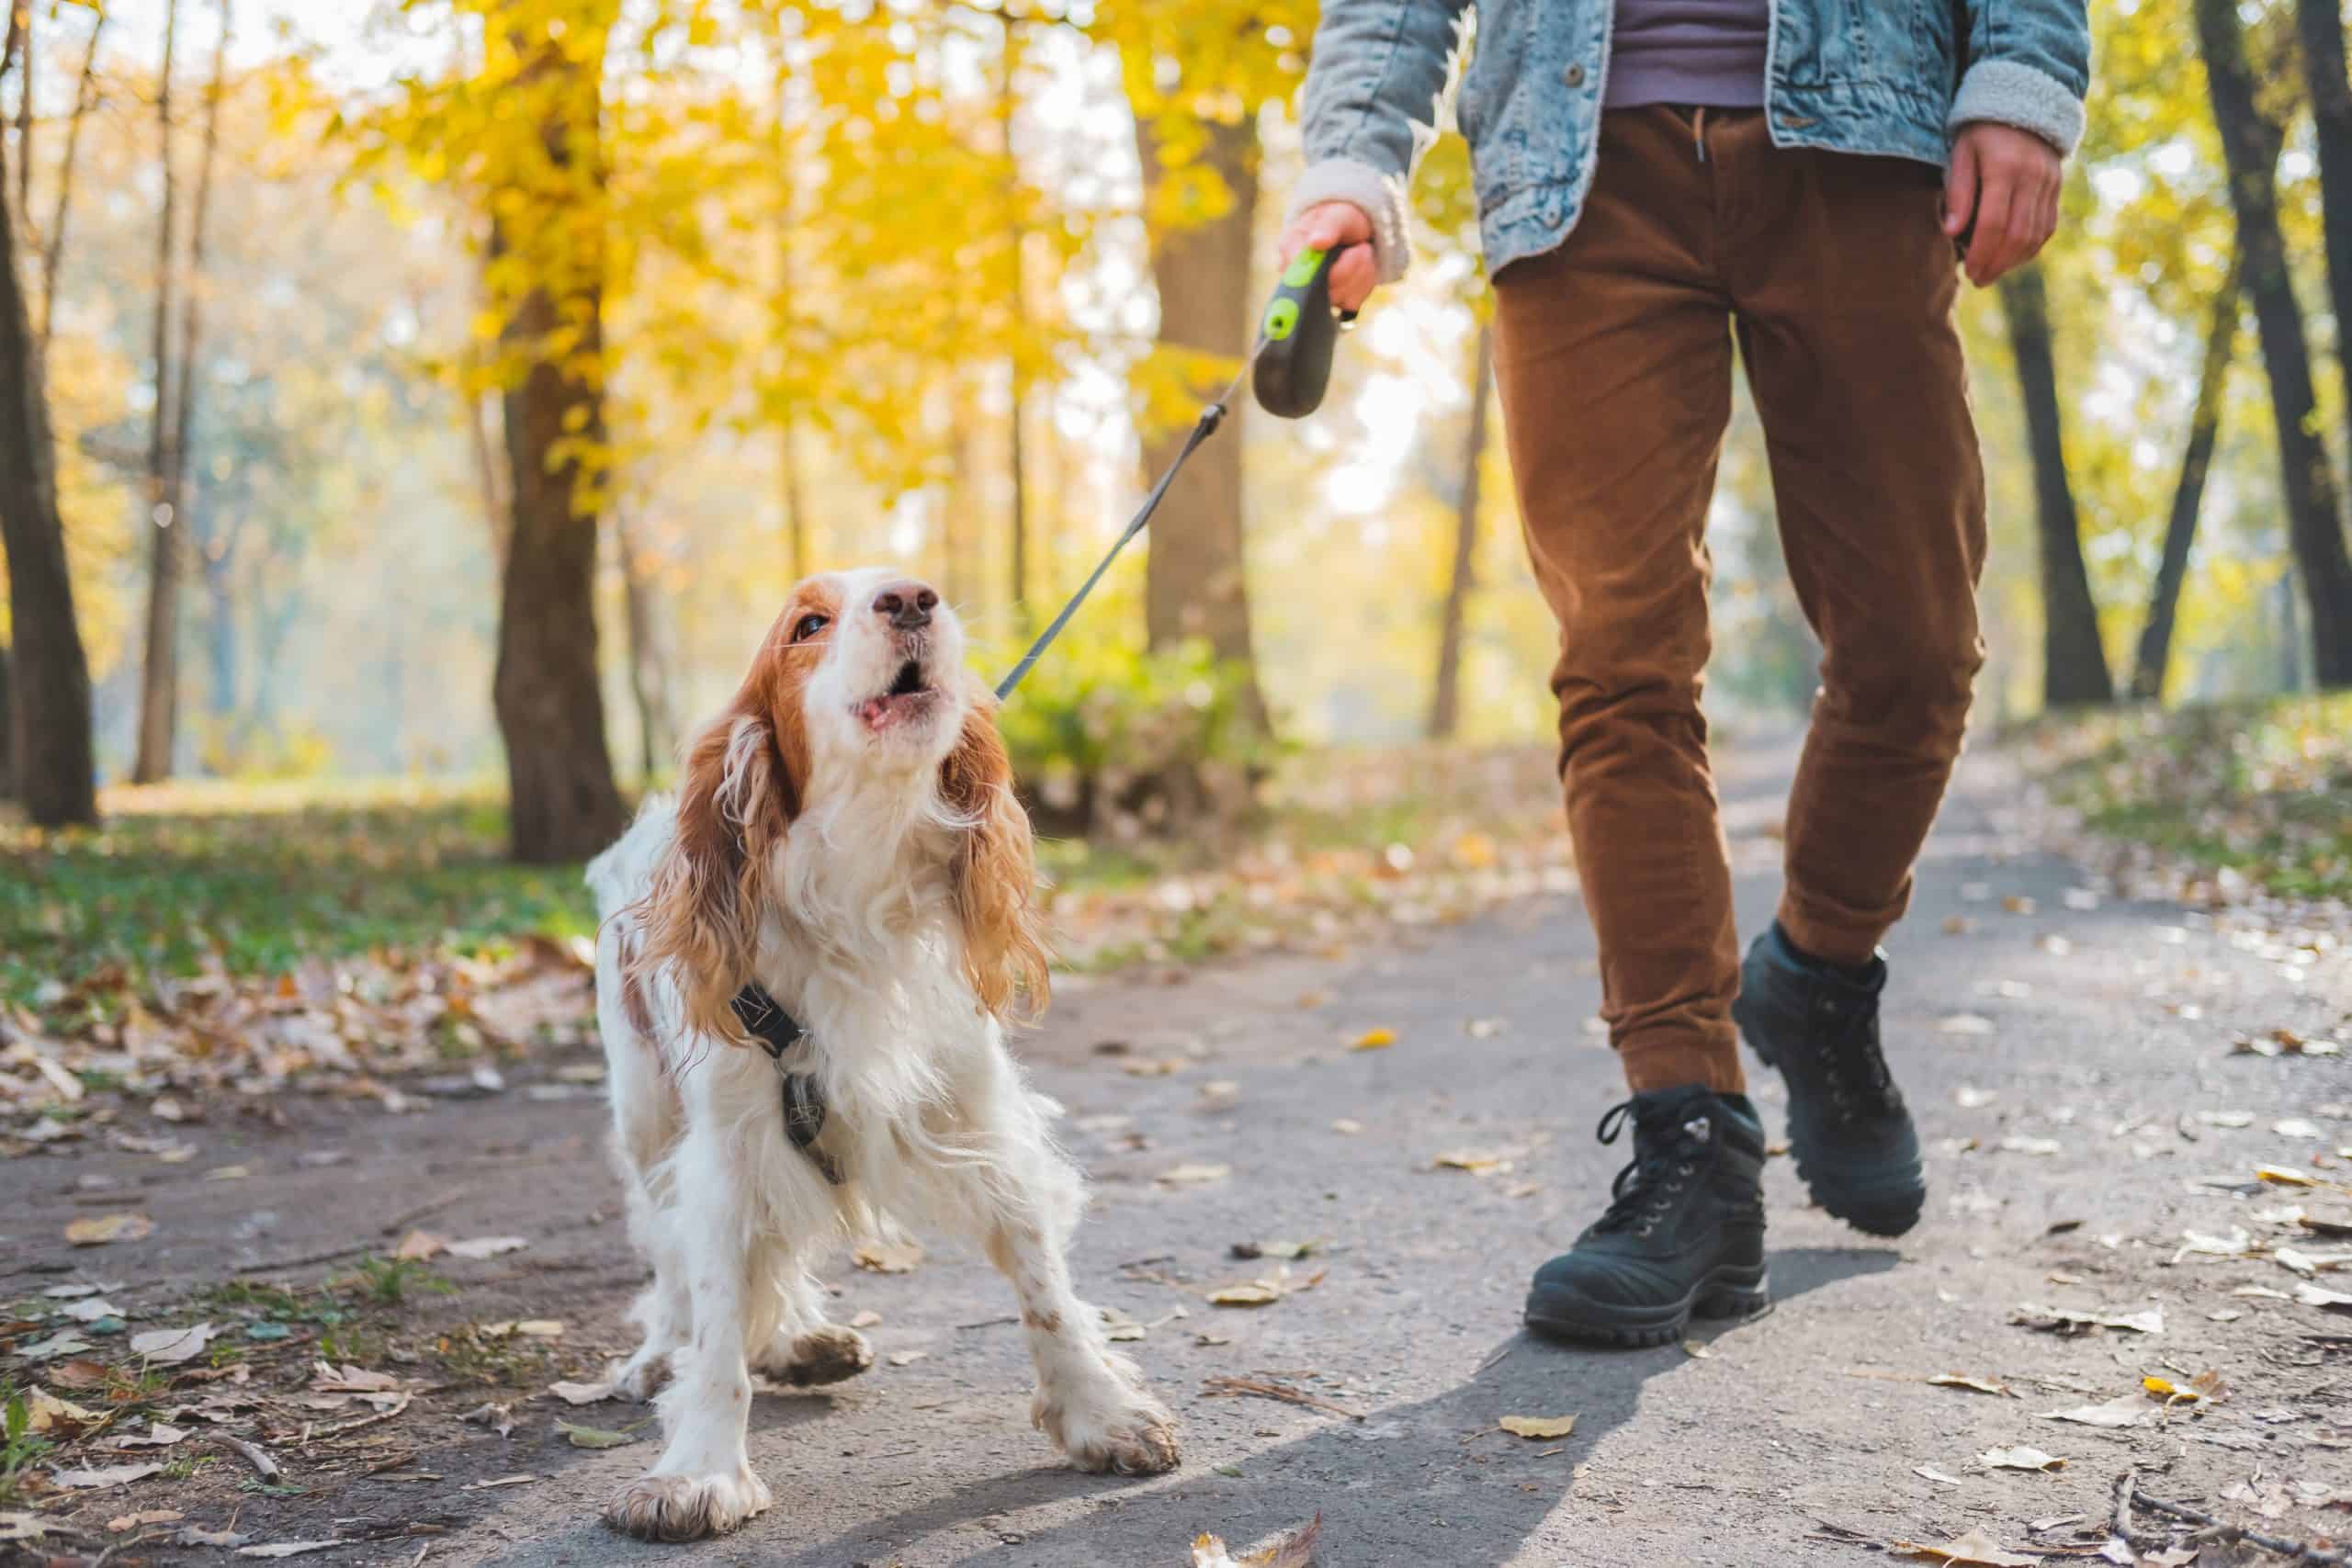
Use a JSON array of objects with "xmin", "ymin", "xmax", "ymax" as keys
[
  {"xmin": 1275, "ymin": 201, "xmax": 1379, "ymax": 313},
  {"xmin": 1943, "ymin": 122, "xmax": 2064, "ymax": 288}
]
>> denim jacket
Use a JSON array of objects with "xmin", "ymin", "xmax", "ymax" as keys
[{"xmin": 1290, "ymin": 0, "xmax": 2091, "ymax": 281}]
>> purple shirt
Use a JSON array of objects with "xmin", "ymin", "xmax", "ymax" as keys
[{"xmin": 1606, "ymin": 0, "xmax": 1771, "ymax": 108}]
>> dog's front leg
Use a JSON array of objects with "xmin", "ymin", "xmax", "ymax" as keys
[
  {"xmin": 945, "ymin": 1070, "xmax": 1180, "ymax": 1476},
  {"xmin": 604, "ymin": 1139, "xmax": 774, "ymax": 1542}
]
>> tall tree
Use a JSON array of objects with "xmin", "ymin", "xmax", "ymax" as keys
[
  {"xmin": 1131, "ymin": 111, "xmax": 1264, "ymax": 721},
  {"xmin": 131, "ymin": 0, "xmax": 183, "ymax": 783},
  {"xmin": 999, "ymin": 17, "xmax": 1030, "ymax": 622},
  {"xmin": 0, "ymin": 112, "xmax": 97, "ymax": 826},
  {"xmin": 486, "ymin": 2, "xmax": 628, "ymax": 863},
  {"xmin": 616, "ymin": 507, "xmax": 673, "ymax": 783},
  {"xmin": 1998, "ymin": 264, "xmax": 2115, "ymax": 707},
  {"xmin": 2297, "ymin": 0, "xmax": 2352, "ymax": 458},
  {"xmin": 1429, "ymin": 321, "xmax": 1491, "ymax": 739},
  {"xmin": 39, "ymin": 4, "xmax": 107, "ymax": 352},
  {"xmin": 2198, "ymin": 0, "xmax": 2352, "ymax": 687},
  {"xmin": 2132, "ymin": 257, "xmax": 2241, "ymax": 702}
]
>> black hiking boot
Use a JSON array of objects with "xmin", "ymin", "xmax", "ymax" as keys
[
  {"xmin": 1522, "ymin": 1085, "xmax": 1769, "ymax": 1348},
  {"xmin": 1732, "ymin": 922, "xmax": 1925, "ymax": 1237}
]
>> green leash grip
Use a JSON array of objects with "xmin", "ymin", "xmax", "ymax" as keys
[{"xmin": 1251, "ymin": 243, "xmax": 1359, "ymax": 420}]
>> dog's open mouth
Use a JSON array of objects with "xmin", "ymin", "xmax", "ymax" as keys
[{"xmin": 856, "ymin": 659, "xmax": 938, "ymax": 730}]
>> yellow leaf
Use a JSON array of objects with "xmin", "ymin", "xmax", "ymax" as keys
[
  {"xmin": 1351, "ymin": 1027, "xmax": 1396, "ymax": 1051},
  {"xmin": 65, "ymin": 1213, "xmax": 153, "ymax": 1247},
  {"xmin": 1208, "ymin": 1282, "xmax": 1283, "ymax": 1307},
  {"xmin": 852, "ymin": 1240, "xmax": 923, "ymax": 1274},
  {"xmin": 1498, "ymin": 1414, "xmax": 1577, "ymax": 1439}
]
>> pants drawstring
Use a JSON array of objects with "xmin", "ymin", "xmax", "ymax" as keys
[{"xmin": 1693, "ymin": 106, "xmax": 1708, "ymax": 163}]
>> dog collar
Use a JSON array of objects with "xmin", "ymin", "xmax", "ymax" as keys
[{"xmin": 729, "ymin": 984, "xmax": 847, "ymax": 1187}]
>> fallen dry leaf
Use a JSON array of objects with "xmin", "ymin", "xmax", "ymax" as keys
[
  {"xmin": 1159, "ymin": 1163, "xmax": 1232, "ymax": 1186},
  {"xmin": 556, "ymin": 1420, "xmax": 634, "ymax": 1450},
  {"xmin": 546, "ymin": 1377, "xmax": 617, "ymax": 1406},
  {"xmin": 112, "ymin": 1422, "xmax": 190, "ymax": 1449},
  {"xmin": 887, "ymin": 1350, "xmax": 927, "ymax": 1368},
  {"xmin": 107, "ymin": 1510, "xmax": 184, "ymax": 1532},
  {"xmin": 309, "ymin": 1361, "xmax": 399, "ymax": 1393},
  {"xmin": 849, "ymin": 1310, "xmax": 883, "ymax": 1329},
  {"xmin": 64, "ymin": 1213, "xmax": 154, "ymax": 1247},
  {"xmin": 1349, "ymin": 1027, "xmax": 1396, "ymax": 1051},
  {"xmin": 1498, "ymin": 1415, "xmax": 1577, "ymax": 1439},
  {"xmin": 235, "ymin": 1541, "xmax": 348, "ymax": 1559},
  {"xmin": 852, "ymin": 1239, "xmax": 923, "ymax": 1274},
  {"xmin": 1431, "ymin": 1148, "xmax": 1515, "ymax": 1175},
  {"xmin": 1893, "ymin": 1527, "xmax": 2041, "ymax": 1565},
  {"xmin": 130, "ymin": 1324, "xmax": 216, "ymax": 1366},
  {"xmin": 1915, "ymin": 1465, "xmax": 1968, "ymax": 1486},
  {"xmin": 393, "ymin": 1230, "xmax": 446, "ymax": 1261},
  {"xmin": 1928, "ymin": 1373, "xmax": 2010, "ymax": 1397},
  {"xmin": 462, "ymin": 1402, "xmax": 515, "ymax": 1438},
  {"xmin": 21, "ymin": 1387, "xmax": 99, "ymax": 1433},
  {"xmin": 1330, "ymin": 1119, "xmax": 1363, "ymax": 1135},
  {"xmin": 2039, "ymin": 1393, "xmax": 2147, "ymax": 1429},
  {"xmin": 1980, "ymin": 1445, "xmax": 2066, "ymax": 1472},
  {"xmin": 1207, "ymin": 1281, "xmax": 1283, "ymax": 1308},
  {"xmin": 51, "ymin": 1462, "xmax": 165, "ymax": 1491},
  {"xmin": 2294, "ymin": 1281, "xmax": 2352, "ymax": 1310},
  {"xmin": 1189, "ymin": 1513, "xmax": 1322, "ymax": 1568},
  {"xmin": 443, "ymin": 1235, "xmax": 529, "ymax": 1260},
  {"xmin": 2011, "ymin": 1303, "xmax": 2162, "ymax": 1336},
  {"xmin": 461, "ymin": 1474, "xmax": 540, "ymax": 1491}
]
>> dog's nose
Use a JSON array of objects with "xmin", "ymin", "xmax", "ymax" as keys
[{"xmin": 872, "ymin": 581, "xmax": 938, "ymax": 631}]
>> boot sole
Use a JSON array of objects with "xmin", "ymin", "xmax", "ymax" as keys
[
  {"xmin": 1522, "ymin": 1263, "xmax": 1770, "ymax": 1348},
  {"xmin": 1739, "ymin": 1015, "xmax": 1926, "ymax": 1239}
]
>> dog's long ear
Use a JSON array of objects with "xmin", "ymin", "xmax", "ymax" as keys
[
  {"xmin": 633, "ymin": 695, "xmax": 798, "ymax": 1045},
  {"xmin": 941, "ymin": 696, "xmax": 1050, "ymax": 1021}
]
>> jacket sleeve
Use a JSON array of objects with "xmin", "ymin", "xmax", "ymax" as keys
[
  {"xmin": 1286, "ymin": 0, "xmax": 1476, "ymax": 285},
  {"xmin": 1949, "ymin": 0, "xmax": 2092, "ymax": 156}
]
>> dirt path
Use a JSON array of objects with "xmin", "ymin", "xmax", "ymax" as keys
[{"xmin": 6, "ymin": 742, "xmax": 2350, "ymax": 1566}]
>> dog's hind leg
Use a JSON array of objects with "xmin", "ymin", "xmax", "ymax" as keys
[
  {"xmin": 751, "ymin": 1265, "xmax": 874, "ymax": 1388},
  {"xmin": 609, "ymin": 1171, "xmax": 691, "ymax": 1402}
]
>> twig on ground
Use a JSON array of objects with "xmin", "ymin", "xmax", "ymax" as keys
[
  {"xmin": 956, "ymin": 1314, "xmax": 1020, "ymax": 1330},
  {"xmin": 90, "ymin": 1531, "xmax": 168, "ymax": 1568},
  {"xmin": 212, "ymin": 1432, "xmax": 280, "ymax": 1479},
  {"xmin": 1474, "ymin": 1338, "xmax": 1521, "ymax": 1376},
  {"xmin": 380, "ymin": 1186, "xmax": 477, "ymax": 1237},
  {"xmin": 2132, "ymin": 1485, "xmax": 2352, "ymax": 1565},
  {"xmin": 1201, "ymin": 1375, "xmax": 1365, "ymax": 1421},
  {"xmin": 2109, "ymin": 1469, "xmax": 2158, "ymax": 1555},
  {"xmin": 233, "ymin": 1242, "xmax": 375, "ymax": 1275}
]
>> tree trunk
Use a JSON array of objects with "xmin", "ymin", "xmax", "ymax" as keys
[
  {"xmin": 1133, "ymin": 111, "xmax": 1265, "ymax": 722},
  {"xmin": 1997, "ymin": 265, "xmax": 2114, "ymax": 707},
  {"xmin": 489, "ymin": 10, "xmax": 627, "ymax": 864},
  {"xmin": 131, "ymin": 0, "xmax": 182, "ymax": 784},
  {"xmin": 1000, "ymin": 20, "xmax": 1030, "ymax": 623},
  {"xmin": 0, "ymin": 638, "xmax": 13, "ymax": 798},
  {"xmin": 616, "ymin": 508, "xmax": 673, "ymax": 784},
  {"xmin": 1429, "ymin": 321, "xmax": 1492, "ymax": 739},
  {"xmin": 2132, "ymin": 257, "xmax": 2240, "ymax": 702},
  {"xmin": 2299, "ymin": 0, "xmax": 2352, "ymax": 455},
  {"xmin": 164, "ymin": 2, "xmax": 228, "ymax": 730},
  {"xmin": 39, "ymin": 6, "xmax": 106, "ymax": 353},
  {"xmin": 2199, "ymin": 0, "xmax": 2352, "ymax": 687},
  {"xmin": 0, "ymin": 119, "xmax": 96, "ymax": 826},
  {"xmin": 15, "ymin": 3, "xmax": 30, "ymax": 224}
]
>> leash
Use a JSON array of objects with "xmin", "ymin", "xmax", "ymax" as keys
[
  {"xmin": 746, "ymin": 243, "xmax": 1360, "ymax": 1181},
  {"xmin": 993, "ymin": 242, "xmax": 1357, "ymax": 701}
]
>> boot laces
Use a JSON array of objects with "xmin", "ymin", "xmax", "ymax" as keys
[
  {"xmin": 1592, "ymin": 1099, "xmax": 1714, "ymax": 1239},
  {"xmin": 1814, "ymin": 990, "xmax": 1902, "ymax": 1122}
]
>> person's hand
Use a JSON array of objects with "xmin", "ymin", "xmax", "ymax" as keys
[
  {"xmin": 1276, "ymin": 201, "xmax": 1379, "ymax": 314},
  {"xmin": 1943, "ymin": 122, "xmax": 2064, "ymax": 288}
]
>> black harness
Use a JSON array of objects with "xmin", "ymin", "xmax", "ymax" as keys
[{"xmin": 729, "ymin": 984, "xmax": 845, "ymax": 1186}]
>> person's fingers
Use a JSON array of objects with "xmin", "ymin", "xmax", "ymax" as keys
[
  {"xmin": 1965, "ymin": 166, "xmax": 2018, "ymax": 286},
  {"xmin": 1329, "ymin": 245, "xmax": 1377, "ymax": 313},
  {"xmin": 1942, "ymin": 136, "xmax": 1979, "ymax": 239}
]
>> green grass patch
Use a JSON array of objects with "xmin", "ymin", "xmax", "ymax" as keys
[
  {"xmin": 0, "ymin": 783, "xmax": 598, "ymax": 1010},
  {"xmin": 2022, "ymin": 694, "xmax": 2352, "ymax": 901}
]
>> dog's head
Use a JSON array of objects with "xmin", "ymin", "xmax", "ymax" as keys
[{"xmin": 633, "ymin": 568, "xmax": 1048, "ymax": 1042}]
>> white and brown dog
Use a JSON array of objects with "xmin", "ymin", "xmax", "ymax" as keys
[{"xmin": 585, "ymin": 569, "xmax": 1180, "ymax": 1542}]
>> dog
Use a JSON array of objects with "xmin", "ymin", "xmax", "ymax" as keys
[{"xmin": 584, "ymin": 568, "xmax": 1181, "ymax": 1542}]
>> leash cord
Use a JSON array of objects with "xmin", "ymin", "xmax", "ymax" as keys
[{"xmin": 993, "ymin": 353, "xmax": 1256, "ymax": 701}]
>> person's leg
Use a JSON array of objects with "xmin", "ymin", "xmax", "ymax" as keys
[
  {"xmin": 1499, "ymin": 107, "xmax": 1769, "ymax": 1348},
  {"xmin": 1493, "ymin": 105, "xmax": 1743, "ymax": 1100},
  {"xmin": 1724, "ymin": 134, "xmax": 1987, "ymax": 962},
  {"xmin": 1713, "ymin": 118, "xmax": 1986, "ymax": 1237}
]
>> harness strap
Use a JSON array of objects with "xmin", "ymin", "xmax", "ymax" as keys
[{"xmin": 729, "ymin": 984, "xmax": 846, "ymax": 1186}]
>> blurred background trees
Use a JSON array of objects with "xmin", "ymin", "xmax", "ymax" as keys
[{"xmin": 0, "ymin": 0, "xmax": 2347, "ymax": 853}]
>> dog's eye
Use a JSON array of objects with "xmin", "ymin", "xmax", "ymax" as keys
[{"xmin": 790, "ymin": 613, "xmax": 831, "ymax": 644}]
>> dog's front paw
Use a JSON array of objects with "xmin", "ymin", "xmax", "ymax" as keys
[
  {"xmin": 603, "ymin": 1466, "xmax": 773, "ymax": 1542},
  {"xmin": 753, "ymin": 1324, "xmax": 875, "ymax": 1388},
  {"xmin": 1035, "ymin": 1384, "xmax": 1182, "ymax": 1477}
]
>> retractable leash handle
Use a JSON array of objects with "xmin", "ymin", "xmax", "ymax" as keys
[
  {"xmin": 1250, "ymin": 243, "xmax": 1359, "ymax": 420},
  {"xmin": 994, "ymin": 246, "xmax": 1358, "ymax": 699}
]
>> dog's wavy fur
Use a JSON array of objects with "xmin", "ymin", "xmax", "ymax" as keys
[{"xmin": 584, "ymin": 568, "xmax": 1175, "ymax": 1543}]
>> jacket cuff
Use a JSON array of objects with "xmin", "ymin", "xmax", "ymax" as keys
[
  {"xmin": 1285, "ymin": 157, "xmax": 1412, "ymax": 285},
  {"xmin": 1949, "ymin": 58, "xmax": 2086, "ymax": 157}
]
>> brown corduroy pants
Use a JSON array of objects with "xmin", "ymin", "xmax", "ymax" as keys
[{"xmin": 1491, "ymin": 107, "xmax": 1987, "ymax": 1096}]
